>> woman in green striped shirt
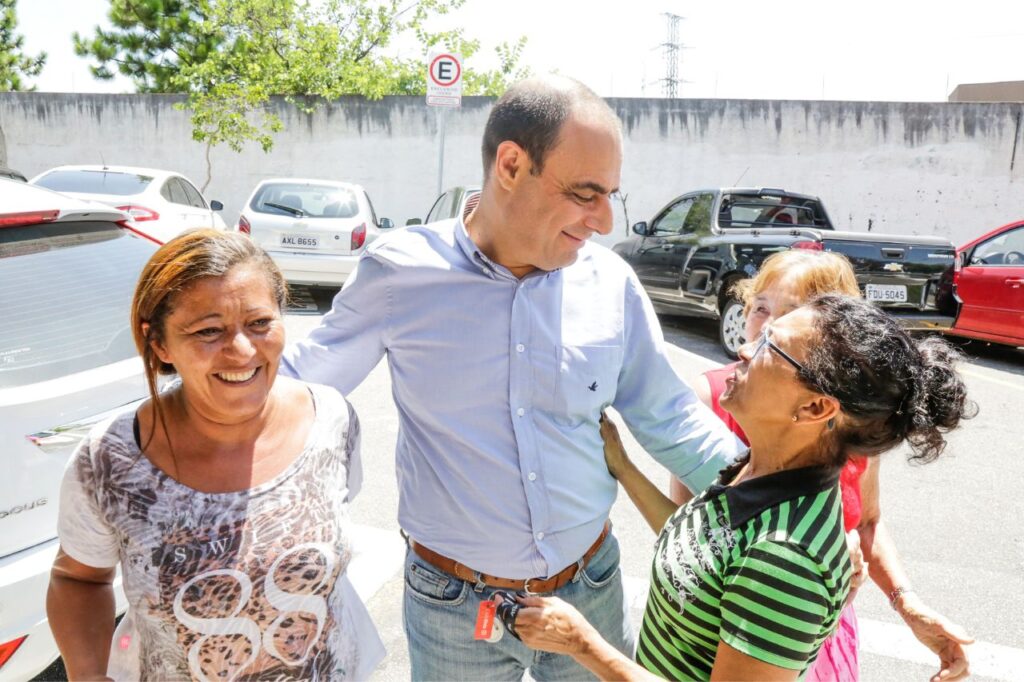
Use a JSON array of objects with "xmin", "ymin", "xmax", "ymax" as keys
[{"xmin": 511, "ymin": 295, "xmax": 973, "ymax": 681}]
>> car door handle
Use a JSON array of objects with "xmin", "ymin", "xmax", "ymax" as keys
[
  {"xmin": 1006, "ymin": 278, "xmax": 1024, "ymax": 288},
  {"xmin": 660, "ymin": 243, "xmax": 673, "ymax": 250}
]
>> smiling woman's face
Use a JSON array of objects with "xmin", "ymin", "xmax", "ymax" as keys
[
  {"xmin": 721, "ymin": 306, "xmax": 819, "ymax": 430},
  {"xmin": 150, "ymin": 262, "xmax": 285, "ymax": 424}
]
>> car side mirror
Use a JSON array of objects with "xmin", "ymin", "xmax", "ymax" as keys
[
  {"xmin": 632, "ymin": 221, "xmax": 649, "ymax": 236},
  {"xmin": 405, "ymin": 218, "xmax": 423, "ymax": 226},
  {"xmin": 210, "ymin": 200, "xmax": 224, "ymax": 211},
  {"xmin": 379, "ymin": 217, "xmax": 395, "ymax": 229}
]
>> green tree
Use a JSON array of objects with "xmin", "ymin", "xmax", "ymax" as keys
[
  {"xmin": 73, "ymin": 0, "xmax": 221, "ymax": 93},
  {"xmin": 76, "ymin": 0, "xmax": 529, "ymax": 188},
  {"xmin": 176, "ymin": 0, "xmax": 529, "ymax": 152},
  {"xmin": 0, "ymin": 0, "xmax": 46, "ymax": 91}
]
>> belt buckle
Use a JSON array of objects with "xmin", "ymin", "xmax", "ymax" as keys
[{"xmin": 522, "ymin": 577, "xmax": 541, "ymax": 596}]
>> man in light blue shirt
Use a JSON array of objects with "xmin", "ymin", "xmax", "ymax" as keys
[{"xmin": 281, "ymin": 75, "xmax": 743, "ymax": 680}]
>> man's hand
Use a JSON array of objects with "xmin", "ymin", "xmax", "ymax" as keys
[
  {"xmin": 895, "ymin": 594, "xmax": 974, "ymax": 682},
  {"xmin": 599, "ymin": 411, "xmax": 630, "ymax": 480},
  {"xmin": 511, "ymin": 595, "xmax": 598, "ymax": 657}
]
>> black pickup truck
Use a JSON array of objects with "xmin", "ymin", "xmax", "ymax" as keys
[{"xmin": 613, "ymin": 188, "xmax": 957, "ymax": 357}]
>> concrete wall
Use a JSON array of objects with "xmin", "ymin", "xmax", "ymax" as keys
[{"xmin": 2, "ymin": 93, "xmax": 1023, "ymax": 245}]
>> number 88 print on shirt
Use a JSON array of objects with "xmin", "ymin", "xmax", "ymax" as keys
[{"xmin": 57, "ymin": 383, "xmax": 384, "ymax": 681}]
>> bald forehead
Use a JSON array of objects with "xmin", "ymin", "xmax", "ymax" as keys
[{"xmin": 525, "ymin": 76, "xmax": 620, "ymax": 129}]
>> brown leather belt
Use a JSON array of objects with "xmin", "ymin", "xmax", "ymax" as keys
[{"xmin": 409, "ymin": 522, "xmax": 611, "ymax": 595}]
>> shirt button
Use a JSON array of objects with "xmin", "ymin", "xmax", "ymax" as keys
[
  {"xmin": 517, "ymin": 408, "xmax": 525, "ymax": 417},
  {"xmin": 516, "ymin": 344, "xmax": 525, "ymax": 353},
  {"xmin": 528, "ymin": 472, "xmax": 537, "ymax": 481},
  {"xmin": 536, "ymin": 532, "xmax": 545, "ymax": 540}
]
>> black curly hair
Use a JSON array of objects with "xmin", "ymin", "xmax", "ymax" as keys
[{"xmin": 799, "ymin": 294, "xmax": 976, "ymax": 465}]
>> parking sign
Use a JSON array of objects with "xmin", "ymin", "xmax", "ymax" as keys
[{"xmin": 427, "ymin": 52, "xmax": 463, "ymax": 108}]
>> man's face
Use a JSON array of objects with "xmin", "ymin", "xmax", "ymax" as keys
[{"xmin": 502, "ymin": 114, "xmax": 622, "ymax": 273}]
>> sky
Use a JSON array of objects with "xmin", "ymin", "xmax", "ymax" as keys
[{"xmin": 15, "ymin": 0, "xmax": 1024, "ymax": 102}]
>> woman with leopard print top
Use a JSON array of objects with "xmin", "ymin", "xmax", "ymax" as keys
[{"xmin": 48, "ymin": 231, "xmax": 384, "ymax": 681}]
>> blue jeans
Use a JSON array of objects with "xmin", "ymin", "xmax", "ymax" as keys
[{"xmin": 402, "ymin": 531, "xmax": 633, "ymax": 681}]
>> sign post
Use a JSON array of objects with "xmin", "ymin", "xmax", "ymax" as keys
[{"xmin": 426, "ymin": 52, "xmax": 462, "ymax": 196}]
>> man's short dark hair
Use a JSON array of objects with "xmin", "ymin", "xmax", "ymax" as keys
[{"xmin": 481, "ymin": 76, "xmax": 616, "ymax": 178}]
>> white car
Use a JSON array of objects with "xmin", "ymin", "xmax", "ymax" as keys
[
  {"xmin": 30, "ymin": 165, "xmax": 227, "ymax": 245},
  {"xmin": 237, "ymin": 178, "xmax": 393, "ymax": 286},
  {"xmin": 0, "ymin": 180, "xmax": 145, "ymax": 680}
]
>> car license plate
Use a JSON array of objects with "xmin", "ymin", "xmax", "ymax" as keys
[
  {"xmin": 281, "ymin": 234, "xmax": 319, "ymax": 249},
  {"xmin": 865, "ymin": 284, "xmax": 907, "ymax": 303}
]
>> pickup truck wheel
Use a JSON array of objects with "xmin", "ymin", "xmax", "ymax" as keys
[{"xmin": 719, "ymin": 297, "xmax": 745, "ymax": 359}]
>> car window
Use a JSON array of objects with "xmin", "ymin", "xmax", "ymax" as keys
[
  {"xmin": 720, "ymin": 193, "xmax": 825, "ymax": 228},
  {"xmin": 0, "ymin": 221, "xmax": 156, "ymax": 388},
  {"xmin": 180, "ymin": 179, "xmax": 207, "ymax": 209},
  {"xmin": 426, "ymin": 191, "xmax": 455, "ymax": 224},
  {"xmin": 250, "ymin": 183, "xmax": 360, "ymax": 219},
  {"xmin": 34, "ymin": 170, "xmax": 153, "ymax": 196},
  {"xmin": 651, "ymin": 197, "xmax": 695, "ymax": 236},
  {"xmin": 160, "ymin": 180, "xmax": 174, "ymax": 202},
  {"xmin": 971, "ymin": 226, "xmax": 1024, "ymax": 266},
  {"xmin": 364, "ymin": 192, "xmax": 378, "ymax": 225},
  {"xmin": 165, "ymin": 178, "xmax": 191, "ymax": 205},
  {"xmin": 681, "ymin": 193, "xmax": 714, "ymax": 235}
]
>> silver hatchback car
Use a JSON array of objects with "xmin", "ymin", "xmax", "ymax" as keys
[{"xmin": 237, "ymin": 178, "xmax": 393, "ymax": 287}]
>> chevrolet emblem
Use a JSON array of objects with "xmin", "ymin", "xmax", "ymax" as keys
[{"xmin": 883, "ymin": 262, "xmax": 904, "ymax": 272}]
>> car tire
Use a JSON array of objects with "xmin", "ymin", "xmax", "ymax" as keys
[{"xmin": 719, "ymin": 296, "xmax": 745, "ymax": 359}]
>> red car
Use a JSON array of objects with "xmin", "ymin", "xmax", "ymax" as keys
[{"xmin": 948, "ymin": 219, "xmax": 1024, "ymax": 347}]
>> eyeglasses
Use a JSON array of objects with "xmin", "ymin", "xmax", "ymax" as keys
[{"xmin": 751, "ymin": 325, "xmax": 807, "ymax": 374}]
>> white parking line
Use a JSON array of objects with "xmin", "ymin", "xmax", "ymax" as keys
[
  {"xmin": 858, "ymin": 617, "xmax": 1024, "ymax": 682},
  {"xmin": 959, "ymin": 365, "xmax": 1024, "ymax": 391},
  {"xmin": 622, "ymin": 576, "xmax": 1023, "ymax": 681}
]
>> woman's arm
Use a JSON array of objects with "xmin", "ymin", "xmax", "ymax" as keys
[
  {"xmin": 601, "ymin": 415, "xmax": 679, "ymax": 534},
  {"xmin": 47, "ymin": 548, "xmax": 117, "ymax": 681},
  {"xmin": 858, "ymin": 458, "xmax": 974, "ymax": 682},
  {"xmin": 710, "ymin": 641, "xmax": 800, "ymax": 681},
  {"xmin": 514, "ymin": 596, "xmax": 661, "ymax": 681},
  {"xmin": 515, "ymin": 597, "xmax": 803, "ymax": 682}
]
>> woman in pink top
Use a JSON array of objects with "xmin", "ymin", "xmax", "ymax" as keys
[{"xmin": 670, "ymin": 250, "xmax": 973, "ymax": 682}]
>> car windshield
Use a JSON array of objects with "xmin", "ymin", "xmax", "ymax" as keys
[
  {"xmin": 34, "ymin": 170, "xmax": 154, "ymax": 196},
  {"xmin": 0, "ymin": 221, "xmax": 155, "ymax": 388},
  {"xmin": 251, "ymin": 183, "xmax": 360, "ymax": 219},
  {"xmin": 719, "ymin": 193, "xmax": 828, "ymax": 229}
]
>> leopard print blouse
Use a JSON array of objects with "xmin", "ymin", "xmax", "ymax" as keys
[{"xmin": 58, "ymin": 382, "xmax": 384, "ymax": 681}]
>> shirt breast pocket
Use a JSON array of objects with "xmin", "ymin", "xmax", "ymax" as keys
[{"xmin": 557, "ymin": 345, "xmax": 621, "ymax": 419}]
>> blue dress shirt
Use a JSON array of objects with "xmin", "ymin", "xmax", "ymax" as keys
[{"xmin": 280, "ymin": 219, "xmax": 743, "ymax": 578}]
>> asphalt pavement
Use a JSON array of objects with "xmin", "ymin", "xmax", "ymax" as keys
[{"xmin": 285, "ymin": 286, "xmax": 1024, "ymax": 682}]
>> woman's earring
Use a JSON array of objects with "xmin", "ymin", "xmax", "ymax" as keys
[
  {"xmin": 827, "ymin": 417, "xmax": 836, "ymax": 430},
  {"xmin": 791, "ymin": 415, "xmax": 798, "ymax": 422}
]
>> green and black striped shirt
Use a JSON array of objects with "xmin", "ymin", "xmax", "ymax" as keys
[{"xmin": 636, "ymin": 457, "xmax": 852, "ymax": 680}]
